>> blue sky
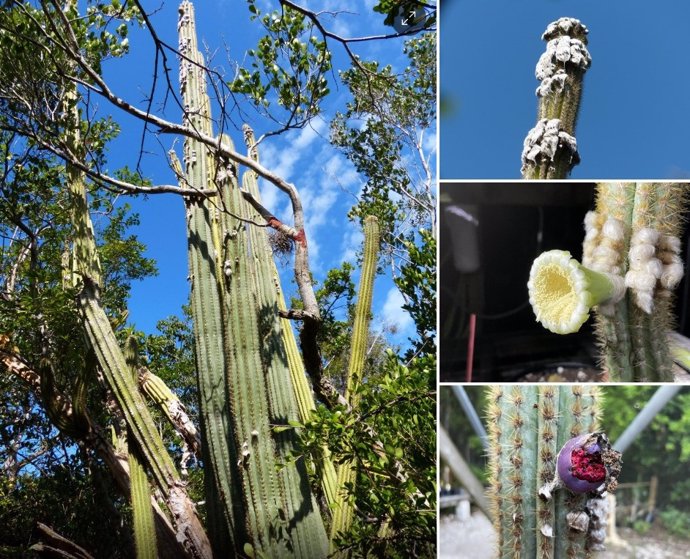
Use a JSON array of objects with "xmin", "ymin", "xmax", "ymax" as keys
[
  {"xmin": 94, "ymin": 0, "xmax": 434, "ymax": 346},
  {"xmin": 440, "ymin": 0, "xmax": 690, "ymax": 179}
]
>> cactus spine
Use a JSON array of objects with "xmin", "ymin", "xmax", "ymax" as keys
[
  {"xmin": 528, "ymin": 183, "xmax": 687, "ymax": 380},
  {"xmin": 487, "ymin": 386, "xmax": 601, "ymax": 558},
  {"xmin": 330, "ymin": 216, "xmax": 381, "ymax": 548},
  {"xmin": 176, "ymin": 2, "xmax": 327, "ymax": 556},
  {"xmin": 522, "ymin": 18, "xmax": 591, "ymax": 179}
]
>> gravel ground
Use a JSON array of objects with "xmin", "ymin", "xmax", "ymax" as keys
[{"xmin": 440, "ymin": 512, "xmax": 690, "ymax": 559}]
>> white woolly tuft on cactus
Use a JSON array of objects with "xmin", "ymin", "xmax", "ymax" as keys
[
  {"xmin": 542, "ymin": 17, "xmax": 589, "ymax": 41},
  {"xmin": 521, "ymin": 118, "xmax": 579, "ymax": 171},
  {"xmin": 536, "ymin": 37, "xmax": 591, "ymax": 82},
  {"xmin": 625, "ymin": 228, "xmax": 664, "ymax": 313}
]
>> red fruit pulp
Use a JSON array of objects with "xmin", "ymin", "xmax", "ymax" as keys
[{"xmin": 570, "ymin": 448, "xmax": 606, "ymax": 482}]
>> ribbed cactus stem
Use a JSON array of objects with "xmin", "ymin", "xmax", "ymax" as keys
[
  {"xmin": 330, "ymin": 216, "xmax": 380, "ymax": 549},
  {"xmin": 130, "ymin": 451, "xmax": 157, "ymax": 559},
  {"xmin": 177, "ymin": 3, "xmax": 328, "ymax": 556},
  {"xmin": 241, "ymin": 125, "xmax": 338, "ymax": 510},
  {"xmin": 587, "ymin": 183, "xmax": 636, "ymax": 380},
  {"xmin": 488, "ymin": 386, "xmax": 617, "ymax": 559},
  {"xmin": 522, "ymin": 18, "xmax": 591, "ymax": 179},
  {"xmin": 59, "ymin": 4, "xmax": 211, "ymax": 555},
  {"xmin": 345, "ymin": 216, "xmax": 380, "ymax": 401},
  {"xmin": 177, "ymin": 1, "xmax": 242, "ymax": 547},
  {"xmin": 139, "ymin": 368, "xmax": 202, "ymax": 461}
]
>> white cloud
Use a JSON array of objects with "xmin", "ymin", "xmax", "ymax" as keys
[
  {"xmin": 341, "ymin": 221, "xmax": 362, "ymax": 263},
  {"xmin": 322, "ymin": 153, "xmax": 360, "ymax": 191},
  {"xmin": 422, "ymin": 128, "xmax": 437, "ymax": 156},
  {"xmin": 380, "ymin": 287, "xmax": 413, "ymax": 334},
  {"xmin": 258, "ymin": 120, "xmax": 327, "ymax": 183}
]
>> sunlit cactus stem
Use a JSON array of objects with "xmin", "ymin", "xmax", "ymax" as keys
[
  {"xmin": 528, "ymin": 183, "xmax": 688, "ymax": 381},
  {"xmin": 522, "ymin": 18, "xmax": 591, "ymax": 179},
  {"xmin": 330, "ymin": 216, "xmax": 381, "ymax": 551},
  {"xmin": 241, "ymin": 124, "xmax": 339, "ymax": 510},
  {"xmin": 176, "ymin": 2, "xmax": 328, "ymax": 556},
  {"xmin": 487, "ymin": 385, "xmax": 621, "ymax": 559},
  {"xmin": 60, "ymin": 4, "xmax": 211, "ymax": 552},
  {"xmin": 130, "ymin": 452, "xmax": 157, "ymax": 559}
]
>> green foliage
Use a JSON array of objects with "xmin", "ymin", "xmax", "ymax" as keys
[
  {"xmin": 332, "ymin": 34, "xmax": 435, "ymax": 250},
  {"xmin": 632, "ymin": 520, "xmax": 651, "ymax": 535},
  {"xmin": 0, "ymin": 457, "xmax": 133, "ymax": 557},
  {"xmin": 373, "ymin": 1, "xmax": 436, "ymax": 29},
  {"xmin": 602, "ymin": 386, "xmax": 690, "ymax": 511},
  {"xmin": 297, "ymin": 352, "xmax": 435, "ymax": 557},
  {"xmin": 395, "ymin": 229, "xmax": 436, "ymax": 358},
  {"xmin": 659, "ymin": 508, "xmax": 690, "ymax": 539},
  {"xmin": 98, "ymin": 203, "xmax": 158, "ymax": 318},
  {"xmin": 230, "ymin": 0, "xmax": 331, "ymax": 124}
]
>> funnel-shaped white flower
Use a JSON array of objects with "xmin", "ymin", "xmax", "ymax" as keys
[{"xmin": 528, "ymin": 250, "xmax": 622, "ymax": 334}]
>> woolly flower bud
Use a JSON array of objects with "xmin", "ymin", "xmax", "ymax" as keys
[
  {"xmin": 659, "ymin": 234, "xmax": 684, "ymax": 290},
  {"xmin": 625, "ymin": 228, "xmax": 663, "ymax": 313},
  {"xmin": 528, "ymin": 250, "xmax": 625, "ymax": 334},
  {"xmin": 542, "ymin": 17, "xmax": 589, "ymax": 42},
  {"xmin": 521, "ymin": 119, "xmax": 579, "ymax": 174},
  {"xmin": 539, "ymin": 433, "xmax": 622, "ymax": 501}
]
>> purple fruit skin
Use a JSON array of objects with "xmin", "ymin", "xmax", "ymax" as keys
[{"xmin": 557, "ymin": 434, "xmax": 604, "ymax": 494}]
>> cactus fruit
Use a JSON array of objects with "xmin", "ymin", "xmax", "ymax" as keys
[
  {"xmin": 487, "ymin": 385, "xmax": 621, "ymax": 558},
  {"xmin": 528, "ymin": 183, "xmax": 688, "ymax": 381},
  {"xmin": 522, "ymin": 18, "xmax": 591, "ymax": 179}
]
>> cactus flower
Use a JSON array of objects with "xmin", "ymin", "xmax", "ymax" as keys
[{"xmin": 528, "ymin": 250, "xmax": 624, "ymax": 334}]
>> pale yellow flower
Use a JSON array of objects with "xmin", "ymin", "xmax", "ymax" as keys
[{"xmin": 528, "ymin": 250, "xmax": 622, "ymax": 334}]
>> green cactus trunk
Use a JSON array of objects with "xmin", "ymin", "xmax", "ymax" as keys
[
  {"xmin": 177, "ymin": 2, "xmax": 327, "ymax": 556},
  {"xmin": 522, "ymin": 18, "xmax": 591, "ymax": 179},
  {"xmin": 62, "ymin": 42, "xmax": 211, "ymax": 555},
  {"xmin": 330, "ymin": 216, "xmax": 381, "ymax": 549},
  {"xmin": 241, "ymin": 125, "xmax": 339, "ymax": 510},
  {"xmin": 130, "ymin": 451, "xmax": 157, "ymax": 559},
  {"xmin": 487, "ymin": 385, "xmax": 601, "ymax": 558}
]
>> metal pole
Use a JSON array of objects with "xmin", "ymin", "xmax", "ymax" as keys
[
  {"xmin": 613, "ymin": 386, "xmax": 682, "ymax": 454},
  {"xmin": 452, "ymin": 386, "xmax": 488, "ymax": 450},
  {"xmin": 438, "ymin": 425, "xmax": 491, "ymax": 519}
]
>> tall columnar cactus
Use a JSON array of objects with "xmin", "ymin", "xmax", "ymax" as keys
[
  {"xmin": 330, "ymin": 216, "xmax": 381, "ymax": 549},
  {"xmin": 522, "ymin": 18, "xmax": 591, "ymax": 179},
  {"xmin": 62, "ymin": 21, "xmax": 211, "ymax": 554},
  {"xmin": 487, "ymin": 386, "xmax": 621, "ymax": 558},
  {"xmin": 241, "ymin": 124, "xmax": 339, "ymax": 509},
  {"xmin": 528, "ymin": 183, "xmax": 688, "ymax": 381},
  {"xmin": 176, "ymin": 2, "xmax": 328, "ymax": 556}
]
